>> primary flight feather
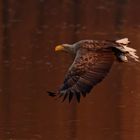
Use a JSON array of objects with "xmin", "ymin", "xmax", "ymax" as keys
[{"xmin": 48, "ymin": 38, "xmax": 139, "ymax": 103}]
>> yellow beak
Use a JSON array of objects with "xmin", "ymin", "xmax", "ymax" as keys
[{"xmin": 55, "ymin": 45, "xmax": 64, "ymax": 52}]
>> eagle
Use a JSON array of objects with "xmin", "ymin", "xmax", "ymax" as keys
[{"xmin": 48, "ymin": 38, "xmax": 139, "ymax": 103}]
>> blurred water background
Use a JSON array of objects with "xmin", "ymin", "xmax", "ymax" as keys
[{"xmin": 0, "ymin": 0, "xmax": 140, "ymax": 140}]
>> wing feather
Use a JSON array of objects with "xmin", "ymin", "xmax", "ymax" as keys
[{"xmin": 48, "ymin": 48, "xmax": 114, "ymax": 102}]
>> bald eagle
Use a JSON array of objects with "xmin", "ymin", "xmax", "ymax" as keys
[{"xmin": 48, "ymin": 38, "xmax": 139, "ymax": 103}]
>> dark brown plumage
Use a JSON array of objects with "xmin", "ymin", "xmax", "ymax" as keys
[{"xmin": 48, "ymin": 38, "xmax": 139, "ymax": 103}]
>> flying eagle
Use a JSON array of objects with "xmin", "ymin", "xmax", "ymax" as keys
[{"xmin": 48, "ymin": 38, "xmax": 139, "ymax": 103}]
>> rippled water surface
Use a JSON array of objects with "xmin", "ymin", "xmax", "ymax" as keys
[{"xmin": 0, "ymin": 0, "xmax": 140, "ymax": 140}]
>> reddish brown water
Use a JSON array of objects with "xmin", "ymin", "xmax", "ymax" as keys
[{"xmin": 0, "ymin": 0, "xmax": 140, "ymax": 140}]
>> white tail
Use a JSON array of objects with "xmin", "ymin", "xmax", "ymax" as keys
[
  {"xmin": 115, "ymin": 38, "xmax": 139, "ymax": 62},
  {"xmin": 116, "ymin": 38, "xmax": 130, "ymax": 44}
]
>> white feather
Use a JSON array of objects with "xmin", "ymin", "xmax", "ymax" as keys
[
  {"xmin": 116, "ymin": 38, "xmax": 130, "ymax": 44},
  {"xmin": 119, "ymin": 54, "xmax": 128, "ymax": 62},
  {"xmin": 123, "ymin": 46, "xmax": 136, "ymax": 52},
  {"xmin": 115, "ymin": 38, "xmax": 139, "ymax": 62}
]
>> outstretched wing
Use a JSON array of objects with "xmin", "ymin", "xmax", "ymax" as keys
[{"xmin": 48, "ymin": 48, "xmax": 115, "ymax": 102}]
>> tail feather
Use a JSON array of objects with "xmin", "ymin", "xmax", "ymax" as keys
[
  {"xmin": 116, "ymin": 38, "xmax": 130, "ymax": 44},
  {"xmin": 115, "ymin": 38, "xmax": 139, "ymax": 62}
]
